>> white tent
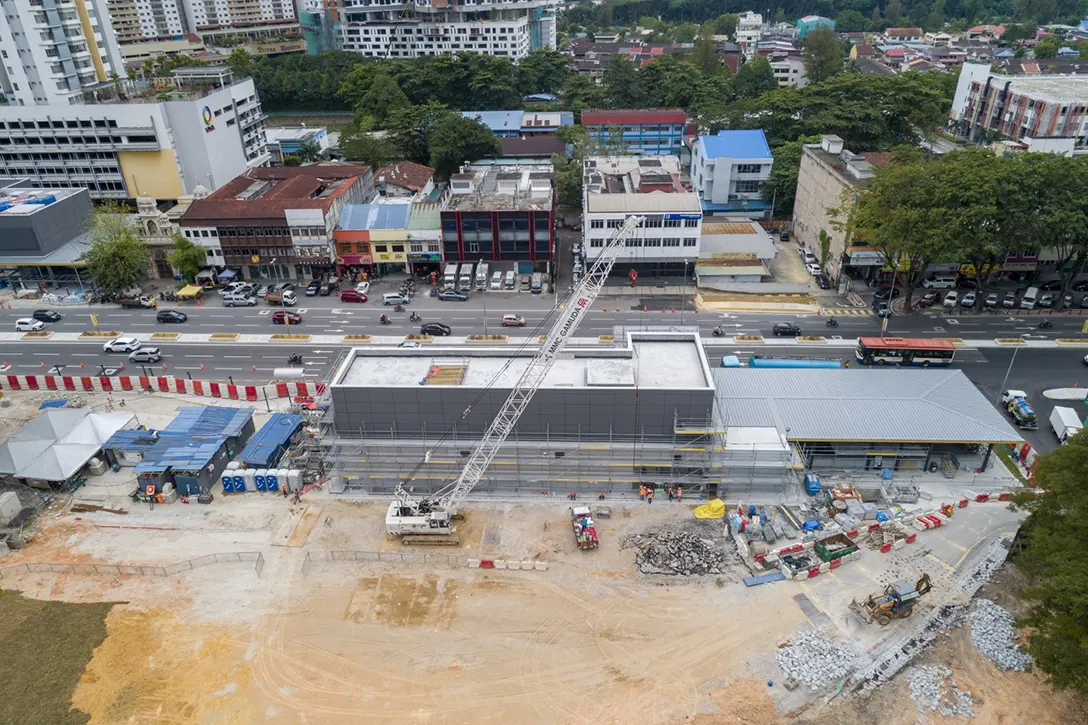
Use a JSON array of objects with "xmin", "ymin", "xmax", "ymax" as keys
[{"xmin": 0, "ymin": 409, "xmax": 135, "ymax": 483}]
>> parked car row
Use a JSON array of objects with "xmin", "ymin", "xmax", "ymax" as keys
[{"xmin": 926, "ymin": 288, "xmax": 1088, "ymax": 311}]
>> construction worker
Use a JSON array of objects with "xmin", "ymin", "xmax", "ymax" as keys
[
  {"xmin": 668, "ymin": 488, "xmax": 674, "ymax": 502},
  {"xmin": 677, "ymin": 486, "xmax": 682, "ymax": 502},
  {"xmin": 647, "ymin": 489, "xmax": 654, "ymax": 504},
  {"xmin": 639, "ymin": 484, "xmax": 646, "ymax": 501}
]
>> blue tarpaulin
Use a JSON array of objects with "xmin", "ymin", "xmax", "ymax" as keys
[
  {"xmin": 238, "ymin": 413, "xmax": 303, "ymax": 468},
  {"xmin": 39, "ymin": 399, "xmax": 68, "ymax": 409}
]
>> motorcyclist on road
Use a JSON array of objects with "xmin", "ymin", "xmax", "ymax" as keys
[
  {"xmin": 394, "ymin": 304, "xmax": 405, "ymax": 312},
  {"xmin": 380, "ymin": 314, "xmax": 391, "ymax": 324},
  {"xmin": 410, "ymin": 312, "xmax": 422, "ymax": 322},
  {"xmin": 826, "ymin": 316, "xmax": 838, "ymax": 327}
]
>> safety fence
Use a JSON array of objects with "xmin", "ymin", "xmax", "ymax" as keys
[
  {"xmin": 302, "ymin": 549, "xmax": 462, "ymax": 574},
  {"xmin": 0, "ymin": 551, "xmax": 264, "ymax": 580},
  {"xmin": 0, "ymin": 374, "xmax": 323, "ymax": 402}
]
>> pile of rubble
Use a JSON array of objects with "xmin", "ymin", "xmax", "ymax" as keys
[
  {"xmin": 619, "ymin": 531, "xmax": 735, "ymax": 576},
  {"xmin": 907, "ymin": 665, "xmax": 975, "ymax": 718},
  {"xmin": 970, "ymin": 599, "xmax": 1033, "ymax": 672},
  {"xmin": 776, "ymin": 629, "xmax": 866, "ymax": 691}
]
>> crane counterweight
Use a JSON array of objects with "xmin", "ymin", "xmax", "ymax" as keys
[{"xmin": 386, "ymin": 215, "xmax": 646, "ymax": 538}]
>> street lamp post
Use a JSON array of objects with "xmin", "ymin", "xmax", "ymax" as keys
[
  {"xmin": 880, "ymin": 255, "xmax": 901, "ymax": 338},
  {"xmin": 997, "ymin": 334, "xmax": 1029, "ymax": 404}
]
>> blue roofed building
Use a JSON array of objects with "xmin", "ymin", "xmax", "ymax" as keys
[
  {"xmin": 238, "ymin": 413, "xmax": 305, "ymax": 469},
  {"xmin": 689, "ymin": 130, "xmax": 774, "ymax": 218},
  {"xmin": 461, "ymin": 110, "xmax": 573, "ymax": 137},
  {"xmin": 796, "ymin": 15, "xmax": 835, "ymax": 38},
  {"xmin": 461, "ymin": 111, "xmax": 525, "ymax": 137}
]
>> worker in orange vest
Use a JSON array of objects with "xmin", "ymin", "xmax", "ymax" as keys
[
  {"xmin": 639, "ymin": 484, "xmax": 646, "ymax": 501},
  {"xmin": 677, "ymin": 486, "xmax": 683, "ymax": 502}
]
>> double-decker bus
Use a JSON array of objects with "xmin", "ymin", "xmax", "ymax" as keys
[{"xmin": 855, "ymin": 337, "xmax": 956, "ymax": 367}]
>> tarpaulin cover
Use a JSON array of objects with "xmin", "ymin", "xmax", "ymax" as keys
[
  {"xmin": 176, "ymin": 284, "xmax": 204, "ymax": 299},
  {"xmin": 693, "ymin": 498, "xmax": 727, "ymax": 519}
]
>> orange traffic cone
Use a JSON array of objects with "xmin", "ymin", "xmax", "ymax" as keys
[
  {"xmin": 119, "ymin": 363, "xmax": 124, "ymax": 370},
  {"xmin": 252, "ymin": 365, "xmax": 257, "ymax": 372},
  {"xmin": 162, "ymin": 364, "xmax": 167, "ymax": 372},
  {"xmin": 80, "ymin": 361, "xmax": 85, "ymax": 369},
  {"xmin": 40, "ymin": 361, "xmax": 45, "ymax": 369},
  {"xmin": 199, "ymin": 364, "xmax": 204, "ymax": 371}
]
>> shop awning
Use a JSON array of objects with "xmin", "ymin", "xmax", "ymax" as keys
[{"xmin": 176, "ymin": 284, "xmax": 204, "ymax": 299}]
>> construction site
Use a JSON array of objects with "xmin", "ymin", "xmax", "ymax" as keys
[{"xmin": 0, "ymin": 217, "xmax": 1085, "ymax": 724}]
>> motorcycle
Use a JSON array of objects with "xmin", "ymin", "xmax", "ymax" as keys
[
  {"xmin": 825, "ymin": 317, "xmax": 838, "ymax": 328},
  {"xmin": 379, "ymin": 315, "xmax": 391, "ymax": 325},
  {"xmin": 1039, "ymin": 318, "xmax": 1052, "ymax": 329},
  {"xmin": 287, "ymin": 354, "xmax": 303, "ymax": 365},
  {"xmin": 711, "ymin": 326, "xmax": 725, "ymax": 337},
  {"xmin": 409, "ymin": 312, "xmax": 422, "ymax": 322},
  {"xmin": 430, "ymin": 287, "xmax": 439, "ymax": 297},
  {"xmin": 394, "ymin": 304, "xmax": 405, "ymax": 313}
]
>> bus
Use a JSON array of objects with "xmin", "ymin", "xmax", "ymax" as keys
[{"xmin": 855, "ymin": 337, "xmax": 956, "ymax": 367}]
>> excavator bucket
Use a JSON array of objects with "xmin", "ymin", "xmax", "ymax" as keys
[{"xmin": 848, "ymin": 598, "xmax": 874, "ymax": 625}]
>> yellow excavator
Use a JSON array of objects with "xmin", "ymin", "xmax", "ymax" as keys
[{"xmin": 849, "ymin": 574, "xmax": 932, "ymax": 626}]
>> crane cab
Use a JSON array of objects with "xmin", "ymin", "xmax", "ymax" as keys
[{"xmin": 385, "ymin": 501, "xmax": 453, "ymax": 536}]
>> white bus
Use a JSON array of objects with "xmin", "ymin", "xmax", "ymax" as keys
[{"xmin": 475, "ymin": 263, "xmax": 489, "ymax": 290}]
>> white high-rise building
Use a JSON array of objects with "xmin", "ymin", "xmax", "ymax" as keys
[
  {"xmin": 735, "ymin": 11, "xmax": 763, "ymax": 59},
  {"xmin": 338, "ymin": 0, "xmax": 558, "ymax": 59},
  {"xmin": 182, "ymin": 0, "xmax": 296, "ymax": 32},
  {"xmin": 0, "ymin": 0, "xmax": 125, "ymax": 106},
  {"xmin": 106, "ymin": 0, "xmax": 185, "ymax": 43}
]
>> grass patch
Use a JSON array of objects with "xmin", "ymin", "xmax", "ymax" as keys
[
  {"xmin": 150, "ymin": 332, "xmax": 180, "ymax": 340},
  {"xmin": 22, "ymin": 331, "xmax": 52, "ymax": 339},
  {"xmin": 736, "ymin": 335, "xmax": 764, "ymax": 342},
  {"xmin": 1055, "ymin": 338, "xmax": 1088, "ymax": 345},
  {"xmin": 995, "ymin": 338, "xmax": 1027, "ymax": 345},
  {"xmin": 78, "ymin": 331, "xmax": 119, "ymax": 338},
  {"xmin": 467, "ymin": 335, "xmax": 508, "ymax": 342},
  {"xmin": 343, "ymin": 334, "xmax": 372, "ymax": 342},
  {"xmin": 209, "ymin": 333, "xmax": 239, "ymax": 340},
  {"xmin": 0, "ymin": 590, "xmax": 117, "ymax": 725},
  {"xmin": 404, "ymin": 335, "xmax": 433, "ymax": 342},
  {"xmin": 270, "ymin": 334, "xmax": 311, "ymax": 340},
  {"xmin": 993, "ymin": 445, "xmax": 1030, "ymax": 486},
  {"xmin": 797, "ymin": 336, "xmax": 825, "ymax": 342}
]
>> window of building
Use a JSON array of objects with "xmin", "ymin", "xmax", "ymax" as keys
[
  {"xmin": 644, "ymin": 238, "xmax": 661, "ymax": 247},
  {"xmin": 591, "ymin": 238, "xmax": 604, "ymax": 248},
  {"xmin": 736, "ymin": 180, "xmax": 763, "ymax": 194},
  {"xmin": 624, "ymin": 238, "xmax": 641, "ymax": 247},
  {"xmin": 663, "ymin": 238, "xmax": 680, "ymax": 247},
  {"xmin": 375, "ymin": 245, "xmax": 388, "ymax": 253},
  {"xmin": 590, "ymin": 218, "xmax": 604, "ymax": 229},
  {"xmin": 683, "ymin": 237, "xmax": 697, "ymax": 246},
  {"xmin": 683, "ymin": 219, "xmax": 698, "ymax": 228},
  {"xmin": 392, "ymin": 245, "xmax": 404, "ymax": 253},
  {"xmin": 606, "ymin": 219, "xmax": 622, "ymax": 228}
]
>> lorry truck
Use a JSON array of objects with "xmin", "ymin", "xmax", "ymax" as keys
[
  {"xmin": 1050, "ymin": 406, "xmax": 1083, "ymax": 443},
  {"xmin": 264, "ymin": 289, "xmax": 297, "ymax": 306},
  {"xmin": 570, "ymin": 505, "xmax": 599, "ymax": 550},
  {"xmin": 442, "ymin": 263, "xmax": 457, "ymax": 289},
  {"xmin": 1001, "ymin": 389, "xmax": 1038, "ymax": 430},
  {"xmin": 117, "ymin": 295, "xmax": 155, "ymax": 309}
]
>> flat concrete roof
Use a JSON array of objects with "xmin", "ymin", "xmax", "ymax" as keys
[{"xmin": 332, "ymin": 333, "xmax": 713, "ymax": 390}]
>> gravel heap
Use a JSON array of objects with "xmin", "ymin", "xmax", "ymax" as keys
[
  {"xmin": 620, "ymin": 531, "xmax": 734, "ymax": 576},
  {"xmin": 908, "ymin": 665, "xmax": 975, "ymax": 718},
  {"xmin": 775, "ymin": 629, "xmax": 865, "ymax": 691},
  {"xmin": 970, "ymin": 599, "xmax": 1033, "ymax": 672}
]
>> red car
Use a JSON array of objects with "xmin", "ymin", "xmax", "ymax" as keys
[
  {"xmin": 272, "ymin": 310, "xmax": 302, "ymax": 325},
  {"xmin": 340, "ymin": 289, "xmax": 367, "ymax": 303}
]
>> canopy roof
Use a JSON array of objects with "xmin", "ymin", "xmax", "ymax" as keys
[{"xmin": 0, "ymin": 409, "xmax": 135, "ymax": 481}]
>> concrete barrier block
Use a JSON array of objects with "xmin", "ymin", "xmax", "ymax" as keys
[
  {"xmin": 801, "ymin": 541, "xmax": 815, "ymax": 551},
  {"xmin": 893, "ymin": 538, "xmax": 906, "ymax": 550},
  {"xmin": 467, "ymin": 559, "xmax": 481, "ymax": 568},
  {"xmin": 494, "ymin": 559, "xmax": 507, "ymax": 569},
  {"xmin": 764, "ymin": 554, "xmax": 780, "ymax": 566},
  {"xmin": 819, "ymin": 562, "xmax": 831, "ymax": 573},
  {"xmin": 520, "ymin": 560, "xmax": 534, "ymax": 570},
  {"xmin": 534, "ymin": 561, "xmax": 548, "ymax": 571}
]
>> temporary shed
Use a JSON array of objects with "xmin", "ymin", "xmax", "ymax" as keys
[
  {"xmin": 0, "ymin": 409, "xmax": 136, "ymax": 487},
  {"xmin": 237, "ymin": 413, "xmax": 304, "ymax": 469}
]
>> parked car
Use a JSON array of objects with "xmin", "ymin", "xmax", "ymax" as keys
[
  {"xmin": 14, "ymin": 318, "xmax": 44, "ymax": 332},
  {"xmin": 305, "ymin": 280, "xmax": 320, "ymax": 296},
  {"xmin": 438, "ymin": 289, "xmax": 469, "ymax": 302},
  {"xmin": 984, "ymin": 292, "xmax": 999, "ymax": 309},
  {"xmin": 319, "ymin": 281, "xmax": 339, "ymax": 296},
  {"xmin": 128, "ymin": 347, "xmax": 161, "ymax": 363},
  {"xmin": 875, "ymin": 301, "xmax": 892, "ymax": 318},
  {"xmin": 272, "ymin": 310, "xmax": 302, "ymax": 325},
  {"xmin": 874, "ymin": 286, "xmax": 900, "ymax": 301},
  {"xmin": 1063, "ymin": 293, "xmax": 1075, "ymax": 309},
  {"xmin": 501, "ymin": 314, "xmax": 525, "ymax": 327},
  {"xmin": 156, "ymin": 309, "xmax": 188, "ymax": 323},
  {"xmin": 956, "ymin": 278, "xmax": 980, "ymax": 290},
  {"xmin": 1003, "ymin": 291, "xmax": 1017, "ymax": 308},
  {"xmin": 31, "ymin": 309, "xmax": 62, "ymax": 322},
  {"xmin": 421, "ymin": 322, "xmax": 452, "ymax": 336},
  {"xmin": 1038, "ymin": 293, "xmax": 1055, "ymax": 309},
  {"xmin": 805, "ymin": 263, "xmax": 822, "ymax": 276},
  {"xmin": 918, "ymin": 291, "xmax": 941, "ymax": 308},
  {"xmin": 355, "ymin": 281, "xmax": 370, "ymax": 295},
  {"xmin": 339, "ymin": 289, "xmax": 367, "ymax": 303},
  {"xmin": 103, "ymin": 337, "xmax": 140, "ymax": 353},
  {"xmin": 960, "ymin": 291, "xmax": 977, "ymax": 308},
  {"xmin": 772, "ymin": 322, "xmax": 801, "ymax": 337},
  {"xmin": 222, "ymin": 293, "xmax": 257, "ymax": 307},
  {"xmin": 943, "ymin": 291, "xmax": 958, "ymax": 307},
  {"xmin": 817, "ymin": 275, "xmax": 831, "ymax": 290},
  {"xmin": 1073, "ymin": 280, "xmax": 1088, "ymax": 292},
  {"xmin": 1040, "ymin": 280, "xmax": 1063, "ymax": 291},
  {"xmin": 520, "ymin": 275, "xmax": 531, "ymax": 292},
  {"xmin": 1080, "ymin": 294, "xmax": 1088, "ymax": 310},
  {"xmin": 256, "ymin": 285, "xmax": 269, "ymax": 298},
  {"xmin": 780, "ymin": 230, "xmax": 790, "ymax": 241}
]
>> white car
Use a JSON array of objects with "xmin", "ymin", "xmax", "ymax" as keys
[
  {"xmin": 103, "ymin": 337, "xmax": 141, "ymax": 353},
  {"xmin": 805, "ymin": 263, "xmax": 822, "ymax": 276},
  {"xmin": 943, "ymin": 291, "xmax": 958, "ymax": 307},
  {"xmin": 355, "ymin": 281, "xmax": 370, "ymax": 295},
  {"xmin": 960, "ymin": 291, "xmax": 977, "ymax": 308},
  {"xmin": 15, "ymin": 318, "xmax": 44, "ymax": 332},
  {"xmin": 397, "ymin": 341, "xmax": 422, "ymax": 349},
  {"xmin": 128, "ymin": 347, "xmax": 161, "ymax": 363}
]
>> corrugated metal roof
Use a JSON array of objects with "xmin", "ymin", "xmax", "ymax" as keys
[
  {"xmin": 697, "ymin": 129, "xmax": 771, "ymax": 161},
  {"xmin": 103, "ymin": 428, "xmax": 162, "ymax": 453},
  {"xmin": 238, "ymin": 413, "xmax": 303, "ymax": 468},
  {"xmin": 712, "ymin": 368, "xmax": 1023, "ymax": 444},
  {"xmin": 339, "ymin": 202, "xmax": 411, "ymax": 231},
  {"xmin": 165, "ymin": 406, "xmax": 252, "ymax": 437}
]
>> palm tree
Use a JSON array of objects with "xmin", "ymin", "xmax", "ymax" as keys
[{"xmin": 296, "ymin": 138, "xmax": 323, "ymax": 164}]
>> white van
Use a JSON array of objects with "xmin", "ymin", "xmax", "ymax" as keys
[
  {"xmin": 504, "ymin": 270, "xmax": 516, "ymax": 290},
  {"xmin": 382, "ymin": 292, "xmax": 409, "ymax": 306},
  {"xmin": 1020, "ymin": 286, "xmax": 1040, "ymax": 310},
  {"xmin": 922, "ymin": 275, "xmax": 956, "ymax": 289},
  {"xmin": 490, "ymin": 270, "xmax": 503, "ymax": 290}
]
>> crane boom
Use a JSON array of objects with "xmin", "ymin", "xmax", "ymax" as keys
[{"xmin": 386, "ymin": 215, "xmax": 645, "ymax": 535}]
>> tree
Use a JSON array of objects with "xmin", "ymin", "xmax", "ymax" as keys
[
  {"xmin": 517, "ymin": 49, "xmax": 572, "ymax": 95},
  {"xmin": 817, "ymin": 229, "xmax": 834, "ymax": 276},
  {"xmin": 692, "ymin": 25, "xmax": 721, "ymax": 76},
  {"xmin": 763, "ymin": 135, "xmax": 820, "ymax": 217},
  {"xmin": 386, "ymin": 101, "xmax": 453, "ymax": 165},
  {"xmin": 870, "ymin": 6, "xmax": 884, "ymax": 29},
  {"xmin": 227, "ymin": 48, "xmax": 253, "ymax": 77},
  {"xmin": 81, "ymin": 203, "xmax": 149, "ymax": 293},
  {"xmin": 803, "ymin": 26, "xmax": 844, "ymax": 84},
  {"xmin": 925, "ymin": 0, "xmax": 946, "ymax": 30},
  {"xmin": 427, "ymin": 115, "xmax": 501, "ymax": 179},
  {"xmin": 283, "ymin": 155, "xmax": 301, "ymax": 166},
  {"xmin": 166, "ymin": 234, "xmax": 207, "ymax": 281},
  {"xmin": 715, "ymin": 13, "xmax": 739, "ymax": 38},
  {"xmin": 1011, "ymin": 433, "xmax": 1088, "ymax": 692},
  {"xmin": 295, "ymin": 137, "xmax": 323, "ymax": 163},
  {"xmin": 603, "ymin": 55, "xmax": 644, "ymax": 107},
  {"xmin": 341, "ymin": 126, "xmax": 397, "ymax": 170},
  {"xmin": 734, "ymin": 56, "xmax": 776, "ymax": 98},
  {"xmin": 552, "ymin": 154, "xmax": 583, "ymax": 209},
  {"xmin": 356, "ymin": 73, "xmax": 411, "ymax": 128},
  {"xmin": 1034, "ymin": 36, "xmax": 1064, "ymax": 59},
  {"xmin": 836, "ymin": 10, "xmax": 869, "ymax": 32},
  {"xmin": 1015, "ymin": 154, "xmax": 1088, "ymax": 296},
  {"xmin": 885, "ymin": 0, "xmax": 903, "ymax": 27}
]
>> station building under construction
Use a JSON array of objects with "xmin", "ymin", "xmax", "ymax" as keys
[{"xmin": 322, "ymin": 333, "xmax": 1022, "ymax": 498}]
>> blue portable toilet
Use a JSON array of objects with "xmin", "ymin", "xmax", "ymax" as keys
[
  {"xmin": 254, "ymin": 469, "xmax": 267, "ymax": 491},
  {"xmin": 232, "ymin": 474, "xmax": 246, "ymax": 492},
  {"xmin": 266, "ymin": 469, "xmax": 279, "ymax": 492}
]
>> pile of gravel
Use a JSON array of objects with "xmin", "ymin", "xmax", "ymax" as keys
[
  {"xmin": 776, "ymin": 629, "xmax": 865, "ymax": 691},
  {"xmin": 619, "ymin": 531, "xmax": 735, "ymax": 576},
  {"xmin": 970, "ymin": 599, "xmax": 1033, "ymax": 672},
  {"xmin": 908, "ymin": 665, "xmax": 975, "ymax": 718}
]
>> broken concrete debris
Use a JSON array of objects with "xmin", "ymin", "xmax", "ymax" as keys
[
  {"xmin": 908, "ymin": 664, "xmax": 975, "ymax": 718},
  {"xmin": 970, "ymin": 599, "xmax": 1033, "ymax": 672},
  {"xmin": 775, "ymin": 629, "xmax": 866, "ymax": 691},
  {"xmin": 619, "ymin": 530, "xmax": 736, "ymax": 576}
]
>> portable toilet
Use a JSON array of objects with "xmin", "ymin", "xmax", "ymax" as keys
[
  {"xmin": 226, "ymin": 461, "xmax": 241, "ymax": 471},
  {"xmin": 242, "ymin": 469, "xmax": 256, "ymax": 492},
  {"xmin": 254, "ymin": 469, "xmax": 268, "ymax": 491},
  {"xmin": 266, "ymin": 469, "xmax": 279, "ymax": 492},
  {"xmin": 220, "ymin": 472, "xmax": 235, "ymax": 493},
  {"xmin": 274, "ymin": 468, "xmax": 289, "ymax": 492},
  {"xmin": 287, "ymin": 469, "xmax": 302, "ymax": 493},
  {"xmin": 231, "ymin": 473, "xmax": 246, "ymax": 492}
]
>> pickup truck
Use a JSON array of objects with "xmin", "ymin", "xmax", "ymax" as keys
[
  {"xmin": 1001, "ymin": 389, "xmax": 1038, "ymax": 430},
  {"xmin": 1050, "ymin": 406, "xmax": 1083, "ymax": 443},
  {"xmin": 117, "ymin": 295, "xmax": 154, "ymax": 309},
  {"xmin": 570, "ymin": 505, "xmax": 599, "ymax": 550}
]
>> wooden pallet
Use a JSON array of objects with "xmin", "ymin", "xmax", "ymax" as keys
[{"xmin": 422, "ymin": 364, "xmax": 467, "ymax": 386}]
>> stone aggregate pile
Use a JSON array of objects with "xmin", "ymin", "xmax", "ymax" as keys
[
  {"xmin": 908, "ymin": 664, "xmax": 975, "ymax": 718},
  {"xmin": 969, "ymin": 599, "xmax": 1033, "ymax": 672},
  {"xmin": 775, "ymin": 629, "xmax": 866, "ymax": 691},
  {"xmin": 620, "ymin": 531, "xmax": 735, "ymax": 576}
]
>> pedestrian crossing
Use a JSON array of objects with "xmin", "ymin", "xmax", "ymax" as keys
[{"xmin": 822, "ymin": 308, "xmax": 872, "ymax": 316}]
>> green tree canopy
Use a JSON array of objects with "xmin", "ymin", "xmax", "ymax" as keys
[
  {"xmin": 356, "ymin": 73, "xmax": 411, "ymax": 127},
  {"xmin": 386, "ymin": 101, "xmax": 453, "ymax": 166},
  {"xmin": 803, "ymin": 26, "xmax": 845, "ymax": 84},
  {"xmin": 340, "ymin": 127, "xmax": 397, "ymax": 170},
  {"xmin": 835, "ymin": 9, "xmax": 869, "ymax": 32},
  {"xmin": 81, "ymin": 203, "xmax": 149, "ymax": 293},
  {"xmin": 763, "ymin": 135, "xmax": 821, "ymax": 217},
  {"xmin": 715, "ymin": 13, "xmax": 739, "ymax": 37},
  {"xmin": 734, "ymin": 56, "xmax": 777, "ymax": 99},
  {"xmin": 295, "ymin": 137, "xmax": 323, "ymax": 163},
  {"xmin": 166, "ymin": 233, "xmax": 207, "ymax": 281},
  {"xmin": 427, "ymin": 115, "xmax": 501, "ymax": 179}
]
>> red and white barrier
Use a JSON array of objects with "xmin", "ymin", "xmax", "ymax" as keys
[{"xmin": 0, "ymin": 374, "xmax": 326, "ymax": 402}]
